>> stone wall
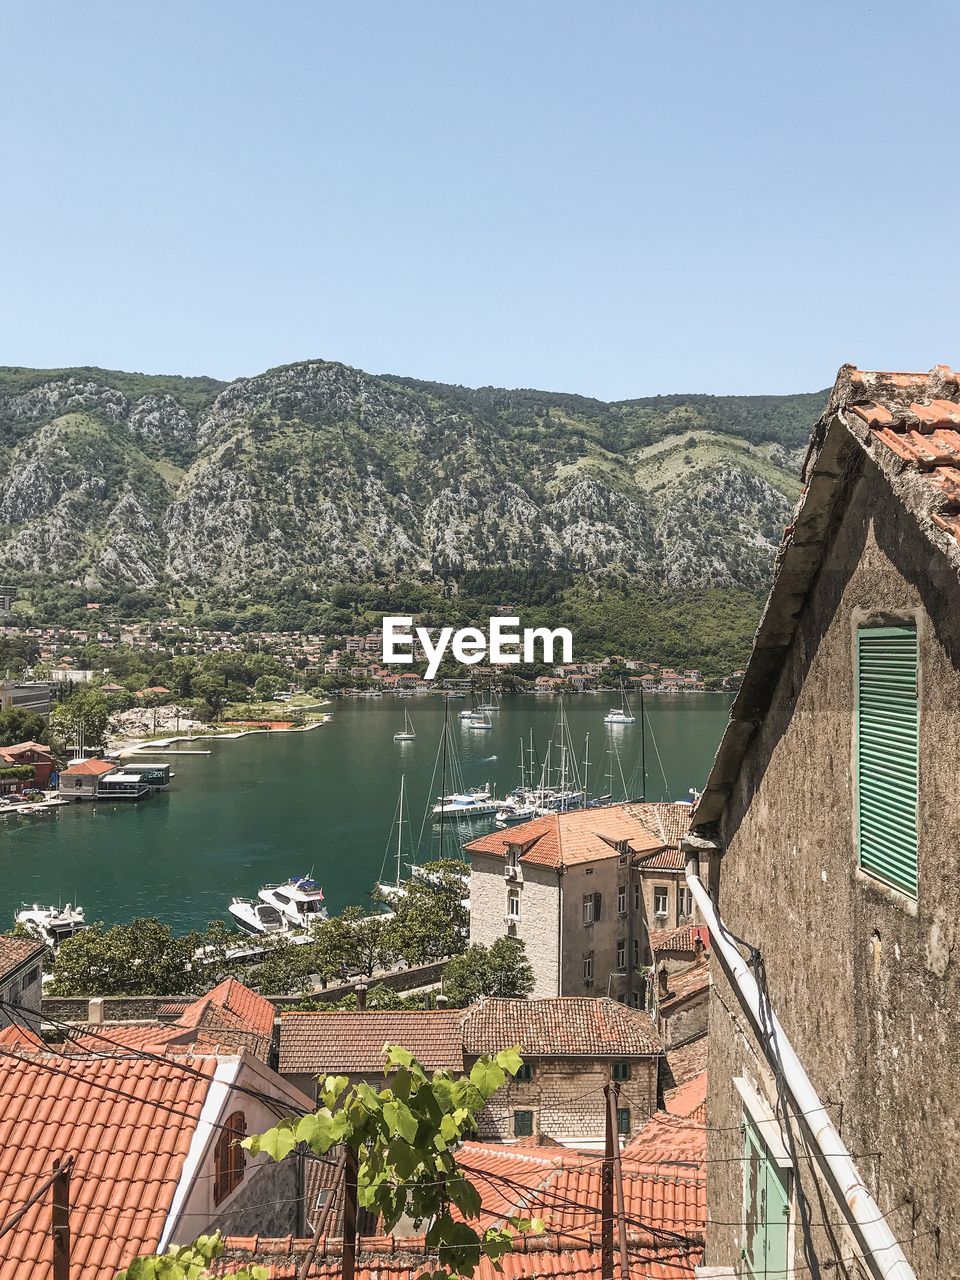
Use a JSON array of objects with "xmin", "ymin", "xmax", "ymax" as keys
[
  {"xmin": 474, "ymin": 1056, "xmax": 658, "ymax": 1146},
  {"xmin": 704, "ymin": 451, "xmax": 960, "ymax": 1279},
  {"xmin": 208, "ymin": 1152, "xmax": 302, "ymax": 1239},
  {"xmin": 468, "ymin": 852, "xmax": 560, "ymax": 998}
]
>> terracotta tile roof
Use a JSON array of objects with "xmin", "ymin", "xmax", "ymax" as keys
[
  {"xmin": 0, "ymin": 740, "xmax": 53, "ymax": 758},
  {"xmin": 278, "ymin": 1009, "xmax": 465, "ymax": 1075},
  {"xmin": 649, "ymin": 926, "xmax": 709, "ymax": 955},
  {"xmin": 63, "ymin": 979, "xmax": 276, "ymax": 1061},
  {"xmin": 0, "ymin": 1025, "xmax": 45, "ymax": 1050},
  {"xmin": 216, "ymin": 1236, "xmax": 701, "ymax": 1279},
  {"xmin": 463, "ymin": 997, "xmax": 661, "ymax": 1057},
  {"xmin": 59, "ymin": 758, "xmax": 116, "ymax": 777},
  {"xmin": 663, "ymin": 1035, "xmax": 708, "ymax": 1091},
  {"xmin": 0, "ymin": 1050, "xmax": 216, "ymax": 1278},
  {"xmin": 625, "ymin": 801, "xmax": 693, "ymax": 848},
  {"xmin": 0, "ymin": 935, "xmax": 46, "ymax": 980},
  {"xmin": 660, "ymin": 961, "xmax": 710, "ymax": 1010},
  {"xmin": 663, "ymin": 1071, "xmax": 708, "ymax": 1124},
  {"xmin": 622, "ymin": 1110, "xmax": 706, "ymax": 1169},
  {"xmin": 465, "ymin": 803, "xmax": 666, "ymax": 869},
  {"xmin": 635, "ymin": 847, "xmax": 686, "ymax": 870}
]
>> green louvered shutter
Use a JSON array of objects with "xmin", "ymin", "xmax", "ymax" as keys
[{"xmin": 856, "ymin": 625, "xmax": 919, "ymax": 898}]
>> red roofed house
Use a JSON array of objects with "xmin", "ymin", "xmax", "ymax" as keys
[
  {"xmin": 465, "ymin": 801, "xmax": 699, "ymax": 1002},
  {"xmin": 278, "ymin": 997, "xmax": 661, "ymax": 1149},
  {"xmin": 688, "ymin": 365, "xmax": 960, "ymax": 1277},
  {"xmin": 0, "ymin": 1047, "xmax": 313, "ymax": 1279},
  {"xmin": 0, "ymin": 740, "xmax": 56, "ymax": 791},
  {"xmin": 56, "ymin": 757, "xmax": 119, "ymax": 800}
]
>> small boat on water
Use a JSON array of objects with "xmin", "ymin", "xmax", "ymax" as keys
[
  {"xmin": 604, "ymin": 679, "xmax": 636, "ymax": 724},
  {"xmin": 466, "ymin": 711, "xmax": 492, "ymax": 730},
  {"xmin": 432, "ymin": 783, "xmax": 498, "ymax": 818},
  {"xmin": 228, "ymin": 876, "xmax": 328, "ymax": 934},
  {"xmin": 393, "ymin": 709, "xmax": 416, "ymax": 741},
  {"xmin": 15, "ymin": 903, "xmax": 87, "ymax": 950}
]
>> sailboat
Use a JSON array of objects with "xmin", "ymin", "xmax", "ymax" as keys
[
  {"xmin": 393, "ymin": 708, "xmax": 416, "ymax": 741},
  {"xmin": 377, "ymin": 775, "xmax": 413, "ymax": 900},
  {"xmin": 476, "ymin": 685, "xmax": 500, "ymax": 713},
  {"xmin": 603, "ymin": 678, "xmax": 636, "ymax": 724}
]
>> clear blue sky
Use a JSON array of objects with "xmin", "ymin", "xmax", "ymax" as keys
[{"xmin": 1, "ymin": 0, "xmax": 957, "ymax": 399}]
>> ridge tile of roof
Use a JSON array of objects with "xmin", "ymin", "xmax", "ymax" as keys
[
  {"xmin": 462, "ymin": 997, "xmax": 662, "ymax": 1057},
  {"xmin": 59, "ymin": 758, "xmax": 116, "ymax": 777},
  {"xmin": 0, "ymin": 1052, "xmax": 216, "ymax": 1279},
  {"xmin": 649, "ymin": 925, "xmax": 709, "ymax": 954}
]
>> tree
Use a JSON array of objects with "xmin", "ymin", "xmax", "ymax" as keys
[
  {"xmin": 442, "ymin": 938, "xmax": 534, "ymax": 1007},
  {"xmin": 49, "ymin": 918, "xmax": 225, "ymax": 997},
  {"xmin": 47, "ymin": 687, "xmax": 109, "ymax": 749},
  {"xmin": 118, "ymin": 1046, "xmax": 538, "ymax": 1280},
  {"xmin": 383, "ymin": 862, "xmax": 469, "ymax": 965},
  {"xmin": 0, "ymin": 707, "xmax": 48, "ymax": 748}
]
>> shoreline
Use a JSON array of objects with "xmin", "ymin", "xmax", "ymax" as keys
[{"xmin": 110, "ymin": 706, "xmax": 332, "ymax": 757}]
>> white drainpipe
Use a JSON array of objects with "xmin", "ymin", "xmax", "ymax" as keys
[{"xmin": 685, "ymin": 856, "xmax": 916, "ymax": 1280}]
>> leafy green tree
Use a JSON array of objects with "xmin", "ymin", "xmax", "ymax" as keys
[
  {"xmin": 117, "ymin": 1232, "xmax": 266, "ymax": 1279},
  {"xmin": 442, "ymin": 938, "xmax": 534, "ymax": 1007},
  {"xmin": 383, "ymin": 862, "xmax": 469, "ymax": 965},
  {"xmin": 49, "ymin": 918, "xmax": 227, "ymax": 997},
  {"xmin": 0, "ymin": 707, "xmax": 48, "ymax": 747},
  {"xmin": 48, "ymin": 687, "xmax": 109, "ymax": 749}
]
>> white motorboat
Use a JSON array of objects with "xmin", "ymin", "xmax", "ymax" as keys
[
  {"xmin": 227, "ymin": 898, "xmax": 290, "ymax": 935},
  {"xmin": 258, "ymin": 877, "xmax": 328, "ymax": 928},
  {"xmin": 15, "ymin": 903, "xmax": 87, "ymax": 950},
  {"xmin": 393, "ymin": 709, "xmax": 416, "ymax": 741},
  {"xmin": 458, "ymin": 707, "xmax": 482, "ymax": 721},
  {"xmin": 466, "ymin": 712, "xmax": 492, "ymax": 730},
  {"xmin": 432, "ymin": 783, "xmax": 498, "ymax": 818},
  {"xmin": 495, "ymin": 800, "xmax": 539, "ymax": 826}
]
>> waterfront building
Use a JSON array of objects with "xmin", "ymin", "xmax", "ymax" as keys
[
  {"xmin": 465, "ymin": 801, "xmax": 699, "ymax": 1002},
  {"xmin": 0, "ymin": 679, "xmax": 52, "ymax": 718},
  {"xmin": 0, "ymin": 740, "xmax": 56, "ymax": 790},
  {"xmin": 690, "ymin": 364, "xmax": 960, "ymax": 1278}
]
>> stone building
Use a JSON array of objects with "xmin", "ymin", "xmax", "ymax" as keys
[
  {"xmin": 466, "ymin": 801, "xmax": 697, "ymax": 1002},
  {"xmin": 690, "ymin": 364, "xmax": 960, "ymax": 1278},
  {"xmin": 0, "ymin": 936, "xmax": 45, "ymax": 1031},
  {"xmin": 277, "ymin": 997, "xmax": 662, "ymax": 1148}
]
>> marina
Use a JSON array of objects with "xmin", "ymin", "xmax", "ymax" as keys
[{"xmin": 0, "ymin": 692, "xmax": 732, "ymax": 934}]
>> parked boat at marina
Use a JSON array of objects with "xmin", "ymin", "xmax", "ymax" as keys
[
  {"xmin": 15, "ymin": 902, "xmax": 87, "ymax": 950},
  {"xmin": 393, "ymin": 709, "xmax": 416, "ymax": 741},
  {"xmin": 228, "ymin": 875, "xmax": 328, "ymax": 934},
  {"xmin": 603, "ymin": 680, "xmax": 636, "ymax": 724}
]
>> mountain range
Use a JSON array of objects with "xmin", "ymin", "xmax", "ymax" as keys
[{"xmin": 0, "ymin": 361, "xmax": 825, "ymax": 598}]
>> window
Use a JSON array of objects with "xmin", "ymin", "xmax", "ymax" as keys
[
  {"xmin": 616, "ymin": 939, "xmax": 626, "ymax": 971},
  {"xmin": 214, "ymin": 1111, "xmax": 246, "ymax": 1205},
  {"xmin": 517, "ymin": 1063, "xmax": 534, "ymax": 1083},
  {"xmin": 507, "ymin": 887, "xmax": 520, "ymax": 919},
  {"xmin": 678, "ymin": 887, "xmax": 693, "ymax": 920},
  {"xmin": 583, "ymin": 953, "xmax": 594, "ymax": 984},
  {"xmin": 856, "ymin": 625, "xmax": 919, "ymax": 898},
  {"xmin": 742, "ymin": 1115, "xmax": 790, "ymax": 1277},
  {"xmin": 582, "ymin": 892, "xmax": 601, "ymax": 924},
  {"xmin": 616, "ymin": 1107, "xmax": 631, "ymax": 1135},
  {"xmin": 617, "ymin": 883, "xmax": 627, "ymax": 915},
  {"xmin": 633, "ymin": 883, "xmax": 641, "ymax": 912},
  {"xmin": 507, "ymin": 847, "xmax": 520, "ymax": 869},
  {"xmin": 24, "ymin": 966, "xmax": 40, "ymax": 987},
  {"xmin": 654, "ymin": 887, "xmax": 669, "ymax": 917},
  {"xmin": 631, "ymin": 938, "xmax": 640, "ymax": 968},
  {"xmin": 513, "ymin": 1110, "xmax": 534, "ymax": 1138},
  {"xmin": 612, "ymin": 1061, "xmax": 631, "ymax": 1082}
]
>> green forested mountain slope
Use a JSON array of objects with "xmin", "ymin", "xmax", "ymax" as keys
[{"xmin": 0, "ymin": 359, "xmax": 824, "ymax": 598}]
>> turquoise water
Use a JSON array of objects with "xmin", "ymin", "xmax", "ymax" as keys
[{"xmin": 0, "ymin": 693, "xmax": 731, "ymax": 934}]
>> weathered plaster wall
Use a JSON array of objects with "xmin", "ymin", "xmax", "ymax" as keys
[
  {"xmin": 705, "ymin": 453, "xmax": 960, "ymax": 1278},
  {"xmin": 469, "ymin": 852, "xmax": 561, "ymax": 998}
]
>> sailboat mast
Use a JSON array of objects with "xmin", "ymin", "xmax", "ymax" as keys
[
  {"xmin": 582, "ymin": 732, "xmax": 590, "ymax": 802},
  {"xmin": 396, "ymin": 775, "xmax": 405, "ymax": 887},
  {"xmin": 438, "ymin": 698, "xmax": 449, "ymax": 858},
  {"xmin": 640, "ymin": 685, "xmax": 646, "ymax": 800}
]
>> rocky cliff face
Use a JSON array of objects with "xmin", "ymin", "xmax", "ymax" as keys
[{"xmin": 0, "ymin": 360, "xmax": 819, "ymax": 592}]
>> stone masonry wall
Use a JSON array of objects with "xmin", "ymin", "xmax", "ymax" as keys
[
  {"xmin": 468, "ymin": 851, "xmax": 560, "ymax": 998},
  {"xmin": 474, "ymin": 1056, "xmax": 658, "ymax": 1145}
]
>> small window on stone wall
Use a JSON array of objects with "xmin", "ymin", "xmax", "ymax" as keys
[
  {"xmin": 612, "ymin": 1061, "xmax": 631, "ymax": 1082},
  {"xmin": 617, "ymin": 1107, "xmax": 631, "ymax": 1135},
  {"xmin": 513, "ymin": 1110, "xmax": 534, "ymax": 1138},
  {"xmin": 214, "ymin": 1111, "xmax": 246, "ymax": 1205},
  {"xmin": 517, "ymin": 1063, "xmax": 534, "ymax": 1083}
]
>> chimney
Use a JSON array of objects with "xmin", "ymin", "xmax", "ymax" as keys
[
  {"xmin": 694, "ymin": 933, "xmax": 705, "ymax": 960},
  {"xmin": 355, "ymin": 982, "xmax": 368, "ymax": 1011},
  {"xmin": 657, "ymin": 965, "xmax": 669, "ymax": 1000},
  {"xmin": 88, "ymin": 997, "xmax": 105, "ymax": 1025}
]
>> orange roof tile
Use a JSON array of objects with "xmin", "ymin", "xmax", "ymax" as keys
[
  {"xmin": 0, "ymin": 1051, "xmax": 216, "ymax": 1278},
  {"xmin": 649, "ymin": 926, "xmax": 709, "ymax": 955},
  {"xmin": 463, "ymin": 997, "xmax": 662, "ymax": 1058},
  {"xmin": 664, "ymin": 1035, "xmax": 708, "ymax": 1090},
  {"xmin": 660, "ymin": 961, "xmax": 710, "ymax": 1010},
  {"xmin": 278, "ymin": 1009, "xmax": 465, "ymax": 1075},
  {"xmin": 622, "ymin": 1110, "xmax": 706, "ymax": 1169},
  {"xmin": 663, "ymin": 1071, "xmax": 708, "ymax": 1123},
  {"xmin": 465, "ymin": 803, "xmax": 666, "ymax": 869},
  {"xmin": 59, "ymin": 759, "xmax": 116, "ymax": 777}
]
